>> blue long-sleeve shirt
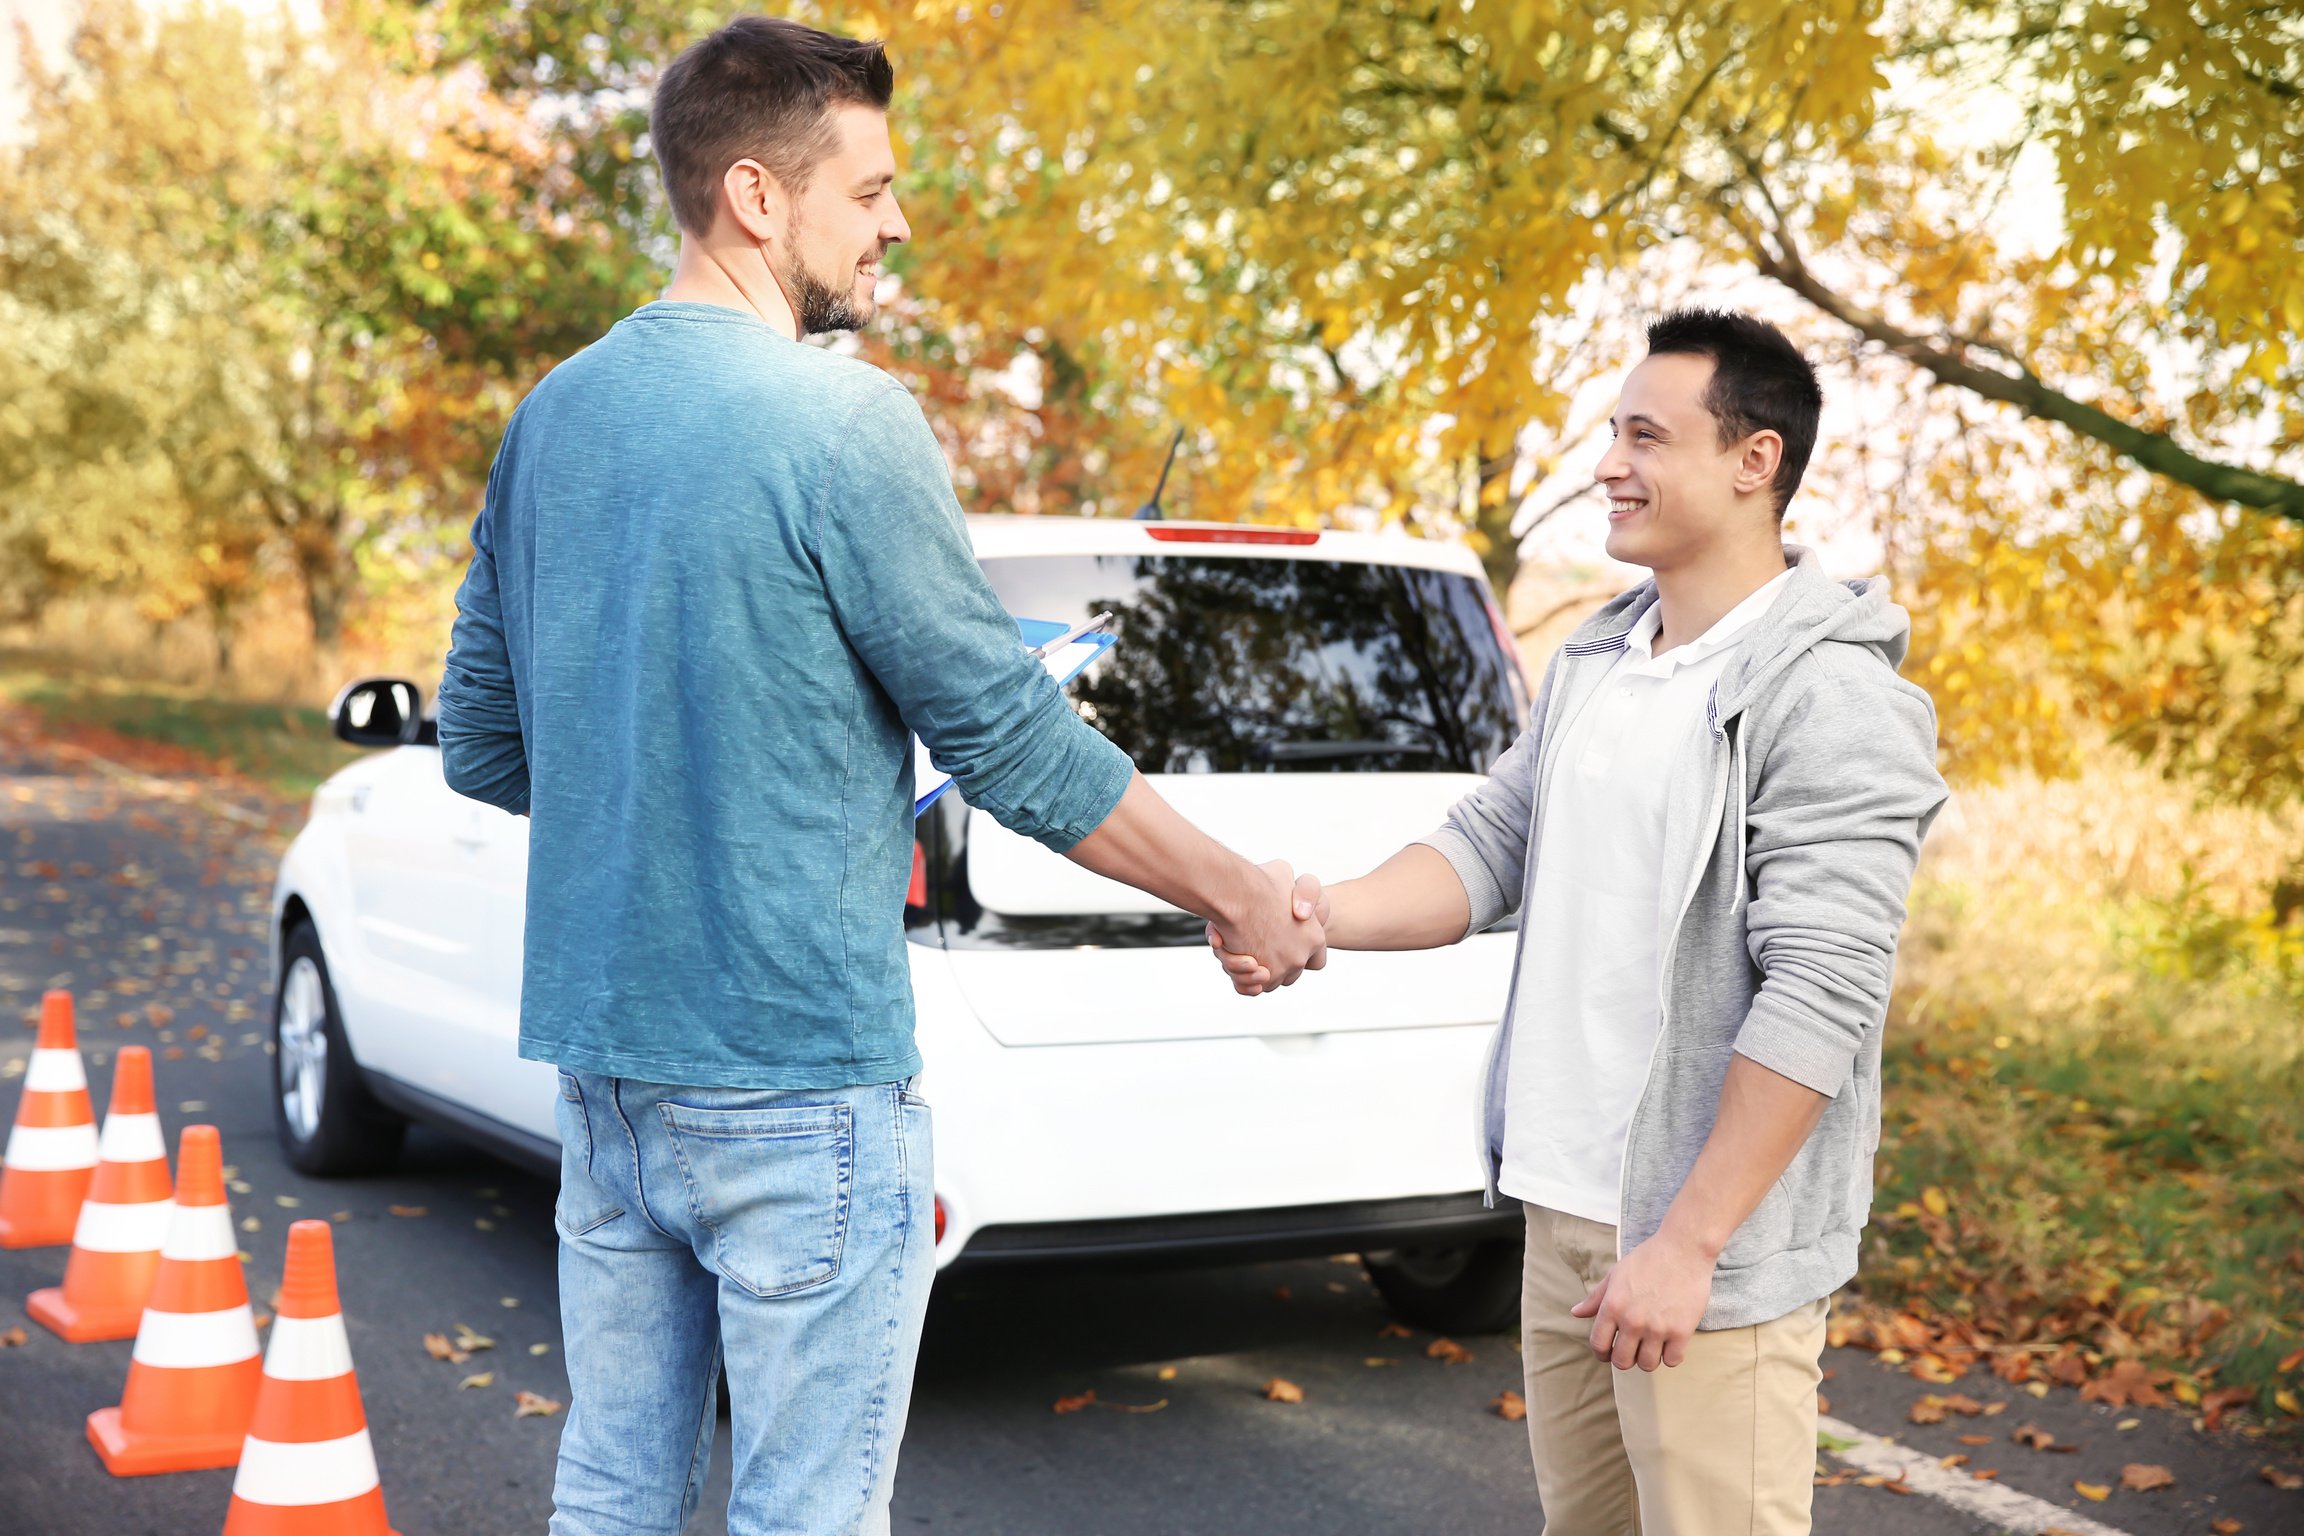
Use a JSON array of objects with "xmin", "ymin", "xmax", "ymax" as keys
[{"xmin": 436, "ymin": 301, "xmax": 1133, "ymax": 1089}]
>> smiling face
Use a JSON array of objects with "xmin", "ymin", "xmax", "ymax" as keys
[
  {"xmin": 1593, "ymin": 351, "xmax": 1780, "ymax": 572},
  {"xmin": 773, "ymin": 103, "xmax": 910, "ymax": 334}
]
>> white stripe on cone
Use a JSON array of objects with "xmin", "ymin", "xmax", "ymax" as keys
[
  {"xmin": 159, "ymin": 1202, "xmax": 239, "ymax": 1262},
  {"xmin": 96, "ymin": 1111, "xmax": 167, "ymax": 1165},
  {"xmin": 262, "ymin": 1314, "xmax": 354, "ymax": 1381},
  {"xmin": 131, "ymin": 1306, "xmax": 261, "ymax": 1369},
  {"xmin": 2, "ymin": 1121, "xmax": 100, "ymax": 1171},
  {"xmin": 231, "ymin": 1430, "xmax": 382, "ymax": 1507},
  {"xmin": 71, "ymin": 1197, "xmax": 175, "ymax": 1254},
  {"xmin": 25, "ymin": 1048, "xmax": 87, "ymax": 1093}
]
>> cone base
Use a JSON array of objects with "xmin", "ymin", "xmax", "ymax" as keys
[
  {"xmin": 27, "ymin": 1285, "xmax": 142, "ymax": 1343},
  {"xmin": 0, "ymin": 1212, "xmax": 78, "ymax": 1250},
  {"xmin": 224, "ymin": 1486, "xmax": 398, "ymax": 1536},
  {"xmin": 87, "ymin": 1405, "xmax": 246, "ymax": 1476}
]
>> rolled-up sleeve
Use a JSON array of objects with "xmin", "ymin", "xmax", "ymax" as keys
[
  {"xmin": 1733, "ymin": 671, "xmax": 1947, "ymax": 1096},
  {"xmin": 812, "ymin": 383, "xmax": 1131, "ymax": 852},
  {"xmin": 437, "ymin": 463, "xmax": 532, "ymax": 816}
]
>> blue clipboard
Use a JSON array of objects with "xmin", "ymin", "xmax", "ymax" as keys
[{"xmin": 911, "ymin": 614, "xmax": 1118, "ymax": 816}]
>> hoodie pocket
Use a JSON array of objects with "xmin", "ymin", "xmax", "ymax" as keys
[{"xmin": 1717, "ymin": 1175, "xmax": 1796, "ymax": 1271}]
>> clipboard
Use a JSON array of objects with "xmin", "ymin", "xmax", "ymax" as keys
[{"xmin": 912, "ymin": 613, "xmax": 1117, "ymax": 816}]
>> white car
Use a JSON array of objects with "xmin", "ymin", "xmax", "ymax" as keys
[{"xmin": 270, "ymin": 515, "xmax": 1530, "ymax": 1330}]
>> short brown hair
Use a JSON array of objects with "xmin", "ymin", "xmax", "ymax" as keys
[{"xmin": 650, "ymin": 17, "xmax": 895, "ymax": 236}]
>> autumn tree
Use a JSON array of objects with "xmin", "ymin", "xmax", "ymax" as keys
[{"xmin": 0, "ymin": 0, "xmax": 651, "ymax": 670}]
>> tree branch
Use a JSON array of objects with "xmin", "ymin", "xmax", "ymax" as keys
[{"xmin": 1743, "ymin": 213, "xmax": 2304, "ymax": 524}]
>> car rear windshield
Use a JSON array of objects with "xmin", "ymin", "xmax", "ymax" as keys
[{"xmin": 980, "ymin": 553, "xmax": 1526, "ymax": 776}]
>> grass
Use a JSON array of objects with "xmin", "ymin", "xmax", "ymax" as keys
[
  {"xmin": 1852, "ymin": 762, "xmax": 2304, "ymax": 1434},
  {"xmin": 0, "ymin": 662, "xmax": 361, "ymax": 801}
]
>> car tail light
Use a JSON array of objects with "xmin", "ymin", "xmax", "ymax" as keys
[
  {"xmin": 933, "ymin": 1195, "xmax": 948, "ymax": 1244},
  {"xmin": 906, "ymin": 842, "xmax": 928, "ymax": 909},
  {"xmin": 1145, "ymin": 525, "xmax": 1320, "ymax": 546}
]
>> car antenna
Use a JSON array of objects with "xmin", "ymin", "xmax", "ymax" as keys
[{"xmin": 1131, "ymin": 428, "xmax": 1185, "ymax": 521}]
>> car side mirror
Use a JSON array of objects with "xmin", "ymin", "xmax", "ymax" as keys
[{"xmin": 330, "ymin": 677, "xmax": 423, "ymax": 748}]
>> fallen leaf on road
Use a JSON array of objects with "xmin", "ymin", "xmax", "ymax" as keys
[
  {"xmin": 1426, "ymin": 1338, "xmax": 1474, "ymax": 1365},
  {"xmin": 1957, "ymin": 1434, "xmax": 1994, "ymax": 1446},
  {"xmin": 1107, "ymin": 1398, "xmax": 1168, "ymax": 1414},
  {"xmin": 1263, "ymin": 1378, "xmax": 1304, "ymax": 1403},
  {"xmin": 1817, "ymin": 1394, "xmax": 1829, "ymax": 1414},
  {"xmin": 330, "ymin": 1211, "xmax": 351, "ymax": 1223},
  {"xmin": 1971, "ymin": 1468, "xmax": 1998, "ymax": 1481},
  {"xmin": 514, "ymin": 1391, "xmax": 563, "ymax": 1418},
  {"xmin": 2211, "ymin": 1519, "xmax": 2243, "ymax": 1534},
  {"xmin": 2118, "ymin": 1463, "xmax": 2173, "ymax": 1491},
  {"xmin": 1910, "ymin": 1397, "xmax": 1947, "ymax": 1424},
  {"xmin": 459, "ymin": 1372, "xmax": 494, "ymax": 1390},
  {"xmin": 500, "ymin": 1297, "xmax": 519, "ymax": 1308},
  {"xmin": 2073, "ymin": 1481, "xmax": 2109, "ymax": 1501},
  {"xmin": 423, "ymin": 1333, "xmax": 471, "ymax": 1365},
  {"xmin": 1362, "ymin": 1358, "xmax": 1398, "ymax": 1367},
  {"xmin": 388, "ymin": 1205, "xmax": 427, "ymax": 1218},
  {"xmin": 1052, "ymin": 1391, "xmax": 1096, "ymax": 1414},
  {"xmin": 2079, "ymin": 1358, "xmax": 2168, "ymax": 1409},
  {"xmin": 2115, "ymin": 1417, "xmax": 2140, "ymax": 1430},
  {"xmin": 1377, "ymin": 1322, "xmax": 1414, "ymax": 1339},
  {"xmin": 1938, "ymin": 1453, "xmax": 1968, "ymax": 1469},
  {"xmin": 2202, "ymin": 1385, "xmax": 2255, "ymax": 1431},
  {"xmin": 1, "ymin": 1327, "xmax": 25, "ymax": 1347},
  {"xmin": 1155, "ymin": 1365, "xmax": 1177, "ymax": 1381},
  {"xmin": 1492, "ymin": 1390, "xmax": 1526, "ymax": 1421},
  {"xmin": 274, "ymin": 1196, "xmax": 299, "ymax": 1208},
  {"xmin": 529, "ymin": 1344, "xmax": 551, "ymax": 1356},
  {"xmin": 474, "ymin": 1218, "xmax": 496, "ymax": 1231},
  {"xmin": 2011, "ymin": 1423, "xmax": 2077, "ymax": 1452},
  {"xmin": 2262, "ymin": 1465, "xmax": 2303, "ymax": 1490}
]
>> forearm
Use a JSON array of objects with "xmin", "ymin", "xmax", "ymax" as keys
[
  {"xmin": 1322, "ymin": 844, "xmax": 1474, "ymax": 950},
  {"xmin": 1655, "ymin": 1054, "xmax": 1829, "ymax": 1260},
  {"xmin": 1064, "ymin": 773, "xmax": 1264, "ymax": 933}
]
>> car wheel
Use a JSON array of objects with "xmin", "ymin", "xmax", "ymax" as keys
[
  {"xmin": 273, "ymin": 921, "xmax": 406, "ymax": 1176},
  {"xmin": 1365, "ymin": 1238, "xmax": 1522, "ymax": 1335}
]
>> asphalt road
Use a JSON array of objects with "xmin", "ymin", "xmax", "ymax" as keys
[{"xmin": 3, "ymin": 713, "xmax": 2299, "ymax": 1536}]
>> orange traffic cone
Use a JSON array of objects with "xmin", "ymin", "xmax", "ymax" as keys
[
  {"xmin": 87, "ymin": 1125, "xmax": 262, "ymax": 1475},
  {"xmin": 29, "ymin": 1045, "xmax": 173, "ymax": 1341},
  {"xmin": 221, "ymin": 1220, "xmax": 399, "ymax": 1535},
  {"xmin": 0, "ymin": 990, "xmax": 100, "ymax": 1248}
]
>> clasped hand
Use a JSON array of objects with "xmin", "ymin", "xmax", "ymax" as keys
[{"xmin": 1206, "ymin": 863, "xmax": 1330, "ymax": 998}]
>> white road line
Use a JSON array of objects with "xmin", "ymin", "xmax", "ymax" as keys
[{"xmin": 1819, "ymin": 1415, "xmax": 2134, "ymax": 1536}]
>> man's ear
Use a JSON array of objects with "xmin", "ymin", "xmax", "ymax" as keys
[
  {"xmin": 718, "ymin": 157, "xmax": 789, "ymax": 248},
  {"xmin": 1734, "ymin": 431, "xmax": 1784, "ymax": 503}
]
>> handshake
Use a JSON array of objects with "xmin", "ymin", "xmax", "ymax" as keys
[{"xmin": 1203, "ymin": 859, "xmax": 1333, "ymax": 999}]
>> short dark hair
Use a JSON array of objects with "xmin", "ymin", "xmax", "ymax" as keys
[
  {"xmin": 650, "ymin": 17, "xmax": 895, "ymax": 237},
  {"xmin": 1644, "ymin": 309, "xmax": 1822, "ymax": 518}
]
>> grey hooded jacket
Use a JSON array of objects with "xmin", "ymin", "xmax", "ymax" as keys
[{"xmin": 1420, "ymin": 546, "xmax": 1947, "ymax": 1330}]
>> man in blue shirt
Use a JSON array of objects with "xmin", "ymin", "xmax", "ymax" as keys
[{"xmin": 436, "ymin": 18, "xmax": 1325, "ymax": 1534}]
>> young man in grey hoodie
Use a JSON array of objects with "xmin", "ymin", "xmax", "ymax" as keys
[{"xmin": 1214, "ymin": 309, "xmax": 1946, "ymax": 1534}]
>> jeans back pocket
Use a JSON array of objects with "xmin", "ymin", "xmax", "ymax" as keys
[{"xmin": 656, "ymin": 1100, "xmax": 854, "ymax": 1298}]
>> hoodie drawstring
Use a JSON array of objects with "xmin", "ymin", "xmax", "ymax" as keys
[{"xmin": 1729, "ymin": 717, "xmax": 1752, "ymax": 915}]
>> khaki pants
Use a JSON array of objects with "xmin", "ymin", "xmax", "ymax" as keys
[{"xmin": 1519, "ymin": 1204, "xmax": 1827, "ymax": 1536}]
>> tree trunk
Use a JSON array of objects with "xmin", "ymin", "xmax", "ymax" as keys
[{"xmin": 295, "ymin": 531, "xmax": 351, "ymax": 672}]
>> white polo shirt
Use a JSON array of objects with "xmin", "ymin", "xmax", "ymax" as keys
[{"xmin": 1498, "ymin": 569, "xmax": 1792, "ymax": 1225}]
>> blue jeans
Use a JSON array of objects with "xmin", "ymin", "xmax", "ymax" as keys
[{"xmin": 547, "ymin": 1071, "xmax": 934, "ymax": 1536}]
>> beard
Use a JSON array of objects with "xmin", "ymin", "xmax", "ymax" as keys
[{"xmin": 777, "ymin": 213, "xmax": 874, "ymax": 337}]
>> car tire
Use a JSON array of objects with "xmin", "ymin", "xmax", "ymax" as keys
[
  {"xmin": 1365, "ymin": 1238, "xmax": 1523, "ymax": 1335},
  {"xmin": 273, "ymin": 921, "xmax": 406, "ymax": 1176}
]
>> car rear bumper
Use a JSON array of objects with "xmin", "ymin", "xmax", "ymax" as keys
[{"xmin": 948, "ymin": 1191, "xmax": 1519, "ymax": 1269}]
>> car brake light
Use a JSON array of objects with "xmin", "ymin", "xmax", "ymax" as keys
[
  {"xmin": 906, "ymin": 843, "xmax": 929, "ymax": 909},
  {"xmin": 1144, "ymin": 526, "xmax": 1320, "ymax": 546},
  {"xmin": 933, "ymin": 1195, "xmax": 948, "ymax": 1244}
]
